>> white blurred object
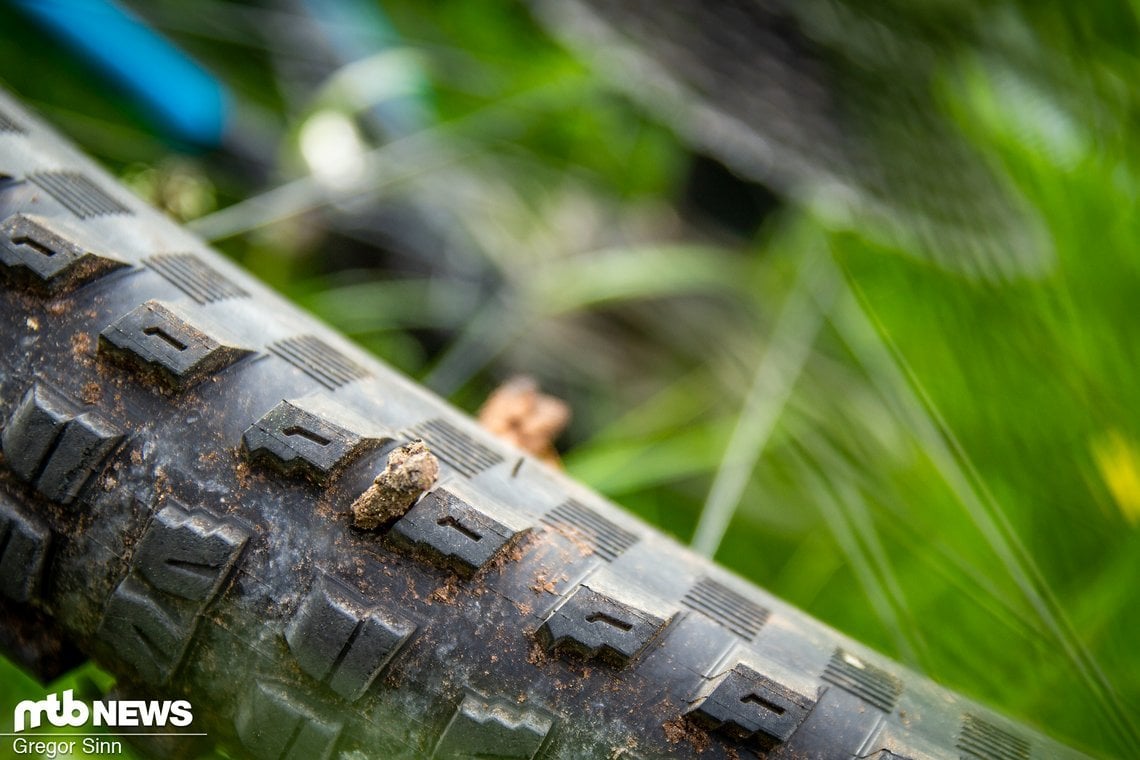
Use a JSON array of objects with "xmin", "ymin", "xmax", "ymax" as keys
[{"xmin": 299, "ymin": 109, "xmax": 366, "ymax": 189}]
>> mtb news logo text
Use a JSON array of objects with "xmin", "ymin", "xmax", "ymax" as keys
[{"xmin": 13, "ymin": 689, "xmax": 193, "ymax": 732}]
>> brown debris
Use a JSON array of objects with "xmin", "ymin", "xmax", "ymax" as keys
[
  {"xmin": 79, "ymin": 382, "xmax": 102, "ymax": 405},
  {"xmin": 482, "ymin": 530, "xmax": 536, "ymax": 577},
  {"xmin": 428, "ymin": 576, "xmax": 459, "ymax": 605},
  {"xmin": 234, "ymin": 459, "xmax": 251, "ymax": 488},
  {"xmin": 351, "ymin": 441, "xmax": 440, "ymax": 529},
  {"xmin": 662, "ymin": 716, "xmax": 710, "ymax": 753},
  {"xmin": 551, "ymin": 523, "xmax": 594, "ymax": 558},
  {"xmin": 477, "ymin": 376, "xmax": 571, "ymax": 467},
  {"xmin": 70, "ymin": 331, "xmax": 92, "ymax": 359},
  {"xmin": 531, "ymin": 572, "xmax": 558, "ymax": 596},
  {"xmin": 526, "ymin": 641, "xmax": 551, "ymax": 667},
  {"xmin": 609, "ymin": 737, "xmax": 642, "ymax": 759}
]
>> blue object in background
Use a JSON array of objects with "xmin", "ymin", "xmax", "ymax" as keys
[
  {"xmin": 302, "ymin": 0, "xmax": 433, "ymax": 137},
  {"xmin": 12, "ymin": 0, "xmax": 230, "ymax": 148}
]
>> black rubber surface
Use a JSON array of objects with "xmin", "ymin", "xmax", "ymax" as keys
[{"xmin": 0, "ymin": 89, "xmax": 1088, "ymax": 759}]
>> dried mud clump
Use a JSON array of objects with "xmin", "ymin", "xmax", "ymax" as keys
[
  {"xmin": 477, "ymin": 375, "xmax": 570, "ymax": 466},
  {"xmin": 352, "ymin": 440, "xmax": 439, "ymax": 529}
]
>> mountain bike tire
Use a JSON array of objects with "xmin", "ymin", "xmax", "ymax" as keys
[{"xmin": 0, "ymin": 88, "xmax": 1088, "ymax": 760}]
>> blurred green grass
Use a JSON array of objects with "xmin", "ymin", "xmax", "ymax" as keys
[{"xmin": 1, "ymin": 1, "xmax": 1138, "ymax": 758}]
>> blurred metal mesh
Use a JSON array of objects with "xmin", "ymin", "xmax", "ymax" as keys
[{"xmin": 535, "ymin": 0, "xmax": 1052, "ymax": 280}]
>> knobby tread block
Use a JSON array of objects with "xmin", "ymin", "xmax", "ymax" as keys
[
  {"xmin": 99, "ymin": 576, "xmax": 191, "ymax": 683},
  {"xmin": 682, "ymin": 577, "xmax": 769, "ymax": 640},
  {"xmin": 1, "ymin": 383, "xmax": 122, "ymax": 505},
  {"xmin": 242, "ymin": 400, "xmax": 383, "ymax": 482},
  {"xmin": 538, "ymin": 584, "xmax": 667, "ymax": 667},
  {"xmin": 131, "ymin": 503, "xmax": 249, "ymax": 602},
  {"xmin": 0, "ymin": 495, "xmax": 50, "ymax": 603},
  {"xmin": 285, "ymin": 575, "xmax": 415, "ymax": 701},
  {"xmin": 99, "ymin": 300, "xmax": 252, "ymax": 390},
  {"xmin": 29, "ymin": 171, "xmax": 131, "ymax": 219},
  {"xmin": 235, "ymin": 681, "xmax": 343, "ymax": 760},
  {"xmin": 540, "ymin": 499, "xmax": 638, "ymax": 562},
  {"xmin": 432, "ymin": 692, "xmax": 554, "ymax": 760},
  {"xmin": 407, "ymin": 418, "xmax": 503, "ymax": 477},
  {"xmin": 269, "ymin": 335, "xmax": 369, "ymax": 390},
  {"xmin": 390, "ymin": 487, "xmax": 526, "ymax": 577},
  {"xmin": 2, "ymin": 383, "xmax": 72, "ymax": 482},
  {"xmin": 35, "ymin": 412, "xmax": 123, "ymax": 503},
  {"xmin": 0, "ymin": 213, "xmax": 127, "ymax": 291},
  {"xmin": 97, "ymin": 503, "xmax": 247, "ymax": 682},
  {"xmin": 687, "ymin": 663, "xmax": 816, "ymax": 748},
  {"xmin": 146, "ymin": 253, "xmax": 248, "ymax": 304},
  {"xmin": 821, "ymin": 648, "xmax": 902, "ymax": 713},
  {"xmin": 957, "ymin": 714, "xmax": 1030, "ymax": 760}
]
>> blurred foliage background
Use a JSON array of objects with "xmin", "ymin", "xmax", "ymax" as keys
[{"xmin": 1, "ymin": 0, "xmax": 1139, "ymax": 757}]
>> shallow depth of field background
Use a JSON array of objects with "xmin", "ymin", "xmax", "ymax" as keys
[{"xmin": 1, "ymin": 1, "xmax": 1139, "ymax": 758}]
